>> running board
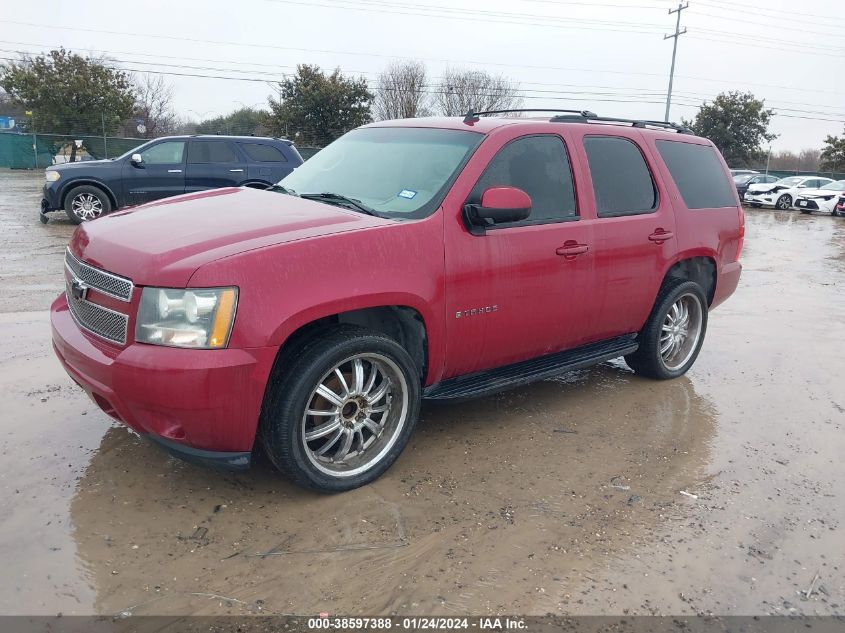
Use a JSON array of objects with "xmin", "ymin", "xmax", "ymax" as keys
[{"xmin": 423, "ymin": 335, "xmax": 638, "ymax": 402}]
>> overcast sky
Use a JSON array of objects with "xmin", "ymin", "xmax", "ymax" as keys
[{"xmin": 1, "ymin": 0, "xmax": 843, "ymax": 151}]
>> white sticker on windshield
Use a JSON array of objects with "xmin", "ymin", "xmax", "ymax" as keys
[{"xmin": 398, "ymin": 189, "xmax": 417, "ymax": 199}]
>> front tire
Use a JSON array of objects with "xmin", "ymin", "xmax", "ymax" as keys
[
  {"xmin": 260, "ymin": 326, "xmax": 420, "ymax": 492},
  {"xmin": 64, "ymin": 185, "xmax": 112, "ymax": 224},
  {"xmin": 625, "ymin": 279, "xmax": 708, "ymax": 380},
  {"xmin": 775, "ymin": 194, "xmax": 792, "ymax": 210}
]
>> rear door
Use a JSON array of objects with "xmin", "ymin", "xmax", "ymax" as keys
[
  {"xmin": 239, "ymin": 141, "xmax": 296, "ymax": 183},
  {"xmin": 572, "ymin": 131, "xmax": 677, "ymax": 341},
  {"xmin": 185, "ymin": 139, "xmax": 245, "ymax": 193},
  {"xmin": 121, "ymin": 140, "xmax": 186, "ymax": 205}
]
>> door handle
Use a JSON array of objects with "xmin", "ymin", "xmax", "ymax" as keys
[
  {"xmin": 648, "ymin": 229, "xmax": 674, "ymax": 243},
  {"xmin": 229, "ymin": 169, "xmax": 244, "ymax": 172},
  {"xmin": 556, "ymin": 241, "xmax": 589, "ymax": 258},
  {"xmin": 167, "ymin": 169, "xmax": 182, "ymax": 173}
]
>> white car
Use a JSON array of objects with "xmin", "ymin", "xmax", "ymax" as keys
[
  {"xmin": 744, "ymin": 176, "xmax": 834, "ymax": 210},
  {"xmin": 794, "ymin": 180, "xmax": 845, "ymax": 214}
]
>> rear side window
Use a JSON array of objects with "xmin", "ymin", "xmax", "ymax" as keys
[
  {"xmin": 656, "ymin": 140, "xmax": 737, "ymax": 209},
  {"xmin": 584, "ymin": 136, "xmax": 657, "ymax": 217},
  {"xmin": 240, "ymin": 143, "xmax": 287, "ymax": 162},
  {"xmin": 472, "ymin": 135, "xmax": 577, "ymax": 224},
  {"xmin": 188, "ymin": 141, "xmax": 239, "ymax": 164}
]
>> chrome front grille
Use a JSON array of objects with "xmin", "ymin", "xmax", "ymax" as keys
[
  {"xmin": 64, "ymin": 249, "xmax": 133, "ymax": 302},
  {"xmin": 64, "ymin": 249, "xmax": 133, "ymax": 344},
  {"xmin": 65, "ymin": 278, "xmax": 129, "ymax": 344}
]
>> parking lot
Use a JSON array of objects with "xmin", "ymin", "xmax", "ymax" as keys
[{"xmin": 0, "ymin": 168, "xmax": 843, "ymax": 617}]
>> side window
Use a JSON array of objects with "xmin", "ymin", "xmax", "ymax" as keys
[
  {"xmin": 140, "ymin": 141, "xmax": 185, "ymax": 165},
  {"xmin": 187, "ymin": 141, "xmax": 240, "ymax": 164},
  {"xmin": 655, "ymin": 140, "xmax": 737, "ymax": 209},
  {"xmin": 240, "ymin": 143, "xmax": 287, "ymax": 162},
  {"xmin": 584, "ymin": 136, "xmax": 657, "ymax": 217},
  {"xmin": 471, "ymin": 135, "xmax": 577, "ymax": 224}
]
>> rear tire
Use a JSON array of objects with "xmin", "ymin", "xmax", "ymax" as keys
[
  {"xmin": 260, "ymin": 326, "xmax": 420, "ymax": 492},
  {"xmin": 625, "ymin": 279, "xmax": 708, "ymax": 380},
  {"xmin": 775, "ymin": 194, "xmax": 792, "ymax": 210},
  {"xmin": 64, "ymin": 185, "xmax": 112, "ymax": 224}
]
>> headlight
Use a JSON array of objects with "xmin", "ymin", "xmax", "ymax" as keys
[
  {"xmin": 45, "ymin": 170, "xmax": 60, "ymax": 182},
  {"xmin": 136, "ymin": 287, "xmax": 238, "ymax": 349}
]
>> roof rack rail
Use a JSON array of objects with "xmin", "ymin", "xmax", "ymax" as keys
[
  {"xmin": 549, "ymin": 113, "xmax": 692, "ymax": 134},
  {"xmin": 463, "ymin": 108, "xmax": 597, "ymax": 124},
  {"xmin": 462, "ymin": 108, "xmax": 691, "ymax": 134}
]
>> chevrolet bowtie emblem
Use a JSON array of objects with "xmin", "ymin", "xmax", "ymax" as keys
[{"xmin": 70, "ymin": 278, "xmax": 89, "ymax": 301}]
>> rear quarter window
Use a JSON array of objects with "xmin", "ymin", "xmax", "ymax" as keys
[
  {"xmin": 656, "ymin": 140, "xmax": 737, "ymax": 209},
  {"xmin": 240, "ymin": 143, "xmax": 288, "ymax": 162}
]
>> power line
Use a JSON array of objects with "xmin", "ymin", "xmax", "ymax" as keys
[
  {"xmin": 262, "ymin": 0, "xmax": 667, "ymax": 30},
  {"xmin": 3, "ymin": 51, "xmax": 842, "ymax": 124},
  {"xmin": 697, "ymin": 0, "xmax": 845, "ymax": 25},
  {"xmin": 6, "ymin": 44, "xmax": 845, "ymax": 117}
]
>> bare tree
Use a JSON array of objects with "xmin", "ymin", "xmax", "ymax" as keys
[
  {"xmin": 374, "ymin": 60, "xmax": 431, "ymax": 120},
  {"xmin": 434, "ymin": 68, "xmax": 522, "ymax": 117},
  {"xmin": 767, "ymin": 147, "xmax": 822, "ymax": 171},
  {"xmin": 132, "ymin": 74, "xmax": 178, "ymax": 138}
]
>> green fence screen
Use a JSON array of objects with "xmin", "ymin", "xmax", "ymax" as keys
[{"xmin": 0, "ymin": 132, "xmax": 146, "ymax": 169}]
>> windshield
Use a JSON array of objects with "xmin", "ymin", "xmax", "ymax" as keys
[
  {"xmin": 820, "ymin": 180, "xmax": 845, "ymax": 191},
  {"xmin": 733, "ymin": 174, "xmax": 754, "ymax": 184},
  {"xmin": 777, "ymin": 177, "xmax": 803, "ymax": 186},
  {"xmin": 279, "ymin": 127, "xmax": 484, "ymax": 219}
]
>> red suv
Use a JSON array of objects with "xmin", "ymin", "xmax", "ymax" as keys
[{"xmin": 51, "ymin": 110, "xmax": 743, "ymax": 492}]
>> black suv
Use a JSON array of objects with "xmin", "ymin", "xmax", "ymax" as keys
[{"xmin": 41, "ymin": 135, "xmax": 303, "ymax": 224}]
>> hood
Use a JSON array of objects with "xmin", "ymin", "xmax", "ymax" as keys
[
  {"xmin": 798, "ymin": 188, "xmax": 843, "ymax": 198},
  {"xmin": 748, "ymin": 182, "xmax": 801, "ymax": 193},
  {"xmin": 69, "ymin": 187, "xmax": 392, "ymax": 287},
  {"xmin": 49, "ymin": 159, "xmax": 115, "ymax": 171}
]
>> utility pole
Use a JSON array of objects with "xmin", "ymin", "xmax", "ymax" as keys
[
  {"xmin": 102, "ymin": 112, "xmax": 108, "ymax": 159},
  {"xmin": 664, "ymin": 2, "xmax": 688, "ymax": 122}
]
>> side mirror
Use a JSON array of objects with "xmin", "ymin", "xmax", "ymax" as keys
[
  {"xmin": 463, "ymin": 186, "xmax": 532, "ymax": 235},
  {"xmin": 130, "ymin": 153, "xmax": 143, "ymax": 165}
]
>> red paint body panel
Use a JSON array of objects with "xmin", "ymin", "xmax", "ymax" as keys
[
  {"xmin": 52, "ymin": 294, "xmax": 276, "ymax": 451},
  {"xmin": 51, "ymin": 116, "xmax": 742, "ymax": 462}
]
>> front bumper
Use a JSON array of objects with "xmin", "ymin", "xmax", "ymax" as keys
[
  {"xmin": 794, "ymin": 197, "xmax": 819, "ymax": 211},
  {"xmin": 42, "ymin": 182, "xmax": 60, "ymax": 212},
  {"xmin": 743, "ymin": 192, "xmax": 775, "ymax": 206},
  {"xmin": 51, "ymin": 293, "xmax": 278, "ymax": 470}
]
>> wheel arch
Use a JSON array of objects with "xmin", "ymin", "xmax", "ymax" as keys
[
  {"xmin": 661, "ymin": 253, "xmax": 718, "ymax": 306},
  {"xmin": 269, "ymin": 299, "xmax": 434, "ymax": 385},
  {"xmin": 60, "ymin": 179, "xmax": 119, "ymax": 209}
]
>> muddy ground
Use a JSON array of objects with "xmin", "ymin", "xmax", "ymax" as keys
[{"xmin": 0, "ymin": 169, "xmax": 843, "ymax": 617}]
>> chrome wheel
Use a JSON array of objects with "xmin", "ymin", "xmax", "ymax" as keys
[
  {"xmin": 301, "ymin": 353, "xmax": 409, "ymax": 478},
  {"xmin": 659, "ymin": 293, "xmax": 704, "ymax": 371},
  {"xmin": 71, "ymin": 193, "xmax": 104, "ymax": 221},
  {"xmin": 776, "ymin": 194, "xmax": 792, "ymax": 210}
]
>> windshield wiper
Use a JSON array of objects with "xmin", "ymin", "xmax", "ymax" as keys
[
  {"xmin": 267, "ymin": 184, "xmax": 299, "ymax": 195},
  {"xmin": 300, "ymin": 192, "xmax": 381, "ymax": 217}
]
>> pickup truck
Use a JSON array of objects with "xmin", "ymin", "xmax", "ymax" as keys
[{"xmin": 51, "ymin": 111, "xmax": 743, "ymax": 492}]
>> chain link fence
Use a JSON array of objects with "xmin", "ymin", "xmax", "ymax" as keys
[{"xmin": 0, "ymin": 131, "xmax": 147, "ymax": 169}]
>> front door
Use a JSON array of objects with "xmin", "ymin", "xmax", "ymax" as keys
[
  {"xmin": 121, "ymin": 140, "xmax": 186, "ymax": 205},
  {"xmin": 443, "ymin": 133, "xmax": 596, "ymax": 378}
]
